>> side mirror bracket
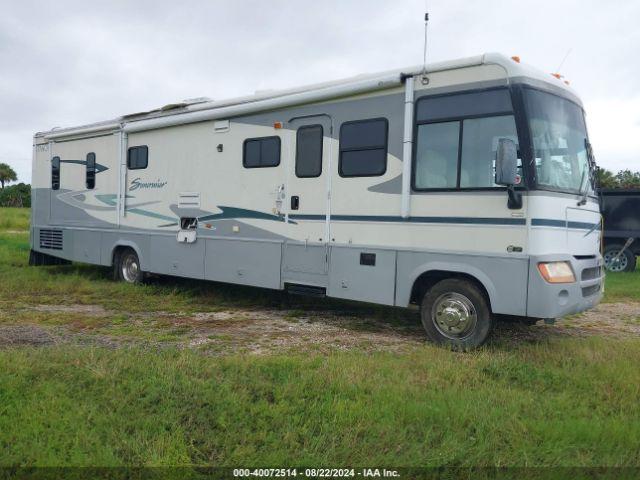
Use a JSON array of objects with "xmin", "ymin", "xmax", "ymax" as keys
[
  {"xmin": 507, "ymin": 185, "xmax": 523, "ymax": 210},
  {"xmin": 495, "ymin": 138, "xmax": 522, "ymax": 210}
]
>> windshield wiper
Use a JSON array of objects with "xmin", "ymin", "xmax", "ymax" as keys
[
  {"xmin": 577, "ymin": 139, "xmax": 596, "ymax": 206},
  {"xmin": 577, "ymin": 168, "xmax": 588, "ymax": 206}
]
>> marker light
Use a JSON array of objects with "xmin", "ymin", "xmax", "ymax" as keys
[
  {"xmin": 273, "ymin": 121, "xmax": 283, "ymax": 129},
  {"xmin": 538, "ymin": 261, "xmax": 576, "ymax": 284},
  {"xmin": 551, "ymin": 73, "xmax": 563, "ymax": 80},
  {"xmin": 511, "ymin": 56, "xmax": 521, "ymax": 63}
]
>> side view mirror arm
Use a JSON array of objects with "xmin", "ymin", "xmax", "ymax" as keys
[{"xmin": 507, "ymin": 185, "xmax": 522, "ymax": 210}]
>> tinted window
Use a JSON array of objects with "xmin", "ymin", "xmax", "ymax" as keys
[
  {"xmin": 243, "ymin": 136, "xmax": 281, "ymax": 168},
  {"xmin": 339, "ymin": 118, "xmax": 388, "ymax": 177},
  {"xmin": 414, "ymin": 122, "xmax": 459, "ymax": 189},
  {"xmin": 86, "ymin": 152, "xmax": 96, "ymax": 189},
  {"xmin": 414, "ymin": 115, "xmax": 520, "ymax": 190},
  {"xmin": 460, "ymin": 116, "xmax": 519, "ymax": 188},
  {"xmin": 127, "ymin": 146, "xmax": 148, "ymax": 170},
  {"xmin": 296, "ymin": 125, "xmax": 323, "ymax": 178},
  {"xmin": 52, "ymin": 156, "xmax": 60, "ymax": 190},
  {"xmin": 416, "ymin": 89, "xmax": 513, "ymax": 122}
]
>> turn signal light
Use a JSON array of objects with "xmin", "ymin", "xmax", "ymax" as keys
[
  {"xmin": 511, "ymin": 56, "xmax": 521, "ymax": 63},
  {"xmin": 273, "ymin": 121, "xmax": 283, "ymax": 129},
  {"xmin": 538, "ymin": 262, "xmax": 576, "ymax": 284}
]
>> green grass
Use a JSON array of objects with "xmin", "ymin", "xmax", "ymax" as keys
[
  {"xmin": 1, "ymin": 341, "xmax": 640, "ymax": 467},
  {"xmin": 0, "ymin": 206, "xmax": 30, "ymax": 230},
  {"xmin": 1, "ymin": 207, "xmax": 640, "ymax": 467},
  {"xmin": 602, "ymin": 270, "xmax": 640, "ymax": 303}
]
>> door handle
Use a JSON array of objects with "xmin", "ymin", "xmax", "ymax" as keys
[{"xmin": 291, "ymin": 196, "xmax": 300, "ymax": 210}]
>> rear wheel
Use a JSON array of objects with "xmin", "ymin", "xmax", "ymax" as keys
[
  {"xmin": 420, "ymin": 278, "xmax": 493, "ymax": 349},
  {"xmin": 603, "ymin": 244, "xmax": 636, "ymax": 272},
  {"xmin": 115, "ymin": 249, "xmax": 144, "ymax": 284}
]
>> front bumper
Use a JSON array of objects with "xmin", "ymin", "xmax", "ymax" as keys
[{"xmin": 527, "ymin": 254, "xmax": 604, "ymax": 319}]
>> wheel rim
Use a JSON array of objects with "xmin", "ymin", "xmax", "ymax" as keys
[
  {"xmin": 121, "ymin": 254, "xmax": 139, "ymax": 283},
  {"xmin": 604, "ymin": 250, "xmax": 628, "ymax": 272},
  {"xmin": 431, "ymin": 292, "xmax": 477, "ymax": 339}
]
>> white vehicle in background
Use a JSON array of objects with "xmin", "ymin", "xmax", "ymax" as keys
[{"xmin": 30, "ymin": 53, "xmax": 603, "ymax": 348}]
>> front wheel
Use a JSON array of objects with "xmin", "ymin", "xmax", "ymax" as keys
[
  {"xmin": 420, "ymin": 278, "xmax": 493, "ymax": 349},
  {"xmin": 603, "ymin": 244, "xmax": 636, "ymax": 272},
  {"xmin": 115, "ymin": 249, "xmax": 144, "ymax": 284}
]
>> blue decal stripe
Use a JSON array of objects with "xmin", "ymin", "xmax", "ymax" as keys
[
  {"xmin": 532, "ymin": 218, "xmax": 601, "ymax": 230},
  {"xmin": 199, "ymin": 206, "xmax": 289, "ymax": 223},
  {"xmin": 568, "ymin": 221, "xmax": 601, "ymax": 230},
  {"xmin": 289, "ymin": 214, "xmax": 526, "ymax": 226},
  {"xmin": 531, "ymin": 218, "xmax": 566, "ymax": 227}
]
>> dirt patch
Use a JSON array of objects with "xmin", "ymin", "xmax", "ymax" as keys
[
  {"xmin": 146, "ymin": 309, "xmax": 425, "ymax": 354},
  {"xmin": 0, "ymin": 325, "xmax": 57, "ymax": 347},
  {"xmin": 32, "ymin": 304, "xmax": 112, "ymax": 316},
  {"xmin": 5, "ymin": 302, "xmax": 640, "ymax": 353},
  {"xmin": 555, "ymin": 302, "xmax": 640, "ymax": 337},
  {"xmin": 492, "ymin": 302, "xmax": 640, "ymax": 344}
]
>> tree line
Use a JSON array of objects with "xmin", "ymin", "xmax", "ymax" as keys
[
  {"xmin": 596, "ymin": 168, "xmax": 640, "ymax": 189},
  {"xmin": 0, "ymin": 163, "xmax": 30, "ymax": 207}
]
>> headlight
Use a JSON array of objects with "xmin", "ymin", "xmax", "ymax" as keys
[{"xmin": 537, "ymin": 261, "xmax": 576, "ymax": 283}]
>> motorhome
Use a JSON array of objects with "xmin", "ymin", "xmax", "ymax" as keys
[{"xmin": 30, "ymin": 53, "xmax": 604, "ymax": 348}]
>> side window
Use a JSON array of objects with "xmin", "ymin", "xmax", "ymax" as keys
[
  {"xmin": 243, "ymin": 136, "xmax": 281, "ymax": 168},
  {"xmin": 414, "ymin": 116, "xmax": 519, "ymax": 190},
  {"xmin": 127, "ymin": 146, "xmax": 148, "ymax": 170},
  {"xmin": 413, "ymin": 88, "xmax": 520, "ymax": 190},
  {"xmin": 86, "ymin": 152, "xmax": 96, "ymax": 189},
  {"xmin": 295, "ymin": 125, "xmax": 323, "ymax": 178},
  {"xmin": 460, "ymin": 116, "xmax": 519, "ymax": 188},
  {"xmin": 414, "ymin": 122, "xmax": 460, "ymax": 189},
  {"xmin": 51, "ymin": 156, "xmax": 60, "ymax": 190},
  {"xmin": 339, "ymin": 118, "xmax": 388, "ymax": 177}
]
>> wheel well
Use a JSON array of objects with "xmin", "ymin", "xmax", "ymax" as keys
[{"xmin": 409, "ymin": 270, "xmax": 492, "ymax": 310}]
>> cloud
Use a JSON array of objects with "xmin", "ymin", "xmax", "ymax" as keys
[
  {"xmin": 585, "ymin": 96, "xmax": 640, "ymax": 172},
  {"xmin": 1, "ymin": 0, "xmax": 638, "ymax": 182}
]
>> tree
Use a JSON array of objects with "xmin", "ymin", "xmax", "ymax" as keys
[
  {"xmin": 596, "ymin": 167, "xmax": 618, "ymax": 189},
  {"xmin": 0, "ymin": 163, "xmax": 17, "ymax": 189},
  {"xmin": 615, "ymin": 169, "xmax": 640, "ymax": 189},
  {"xmin": 0, "ymin": 183, "xmax": 30, "ymax": 207}
]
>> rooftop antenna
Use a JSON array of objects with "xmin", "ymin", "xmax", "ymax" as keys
[
  {"xmin": 555, "ymin": 48, "xmax": 572, "ymax": 75},
  {"xmin": 421, "ymin": 3, "xmax": 430, "ymax": 84}
]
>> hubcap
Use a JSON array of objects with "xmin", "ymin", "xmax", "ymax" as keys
[
  {"xmin": 122, "ymin": 254, "xmax": 139, "ymax": 283},
  {"xmin": 431, "ymin": 292, "xmax": 477, "ymax": 339},
  {"xmin": 604, "ymin": 250, "xmax": 627, "ymax": 272}
]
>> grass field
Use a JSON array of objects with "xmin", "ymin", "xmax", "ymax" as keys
[
  {"xmin": 1, "ymin": 207, "xmax": 640, "ymax": 468},
  {"xmin": 0, "ymin": 206, "xmax": 30, "ymax": 230}
]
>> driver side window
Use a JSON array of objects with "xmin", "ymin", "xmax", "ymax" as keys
[{"xmin": 413, "ymin": 89, "xmax": 521, "ymax": 190}]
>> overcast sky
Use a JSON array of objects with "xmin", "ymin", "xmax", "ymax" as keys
[{"xmin": 1, "ymin": 0, "xmax": 638, "ymax": 183}]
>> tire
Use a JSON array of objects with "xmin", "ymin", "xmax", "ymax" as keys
[
  {"xmin": 115, "ymin": 248, "xmax": 144, "ymax": 284},
  {"xmin": 603, "ymin": 244, "xmax": 636, "ymax": 272},
  {"xmin": 420, "ymin": 278, "xmax": 493, "ymax": 349}
]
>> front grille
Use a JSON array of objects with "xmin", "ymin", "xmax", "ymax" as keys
[
  {"xmin": 581, "ymin": 266, "xmax": 602, "ymax": 281},
  {"xmin": 39, "ymin": 229, "xmax": 63, "ymax": 250},
  {"xmin": 582, "ymin": 283, "xmax": 601, "ymax": 298}
]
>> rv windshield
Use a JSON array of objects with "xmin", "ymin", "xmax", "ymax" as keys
[{"xmin": 525, "ymin": 89, "xmax": 593, "ymax": 195}]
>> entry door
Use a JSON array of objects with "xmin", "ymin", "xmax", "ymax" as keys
[{"xmin": 283, "ymin": 115, "xmax": 333, "ymax": 284}]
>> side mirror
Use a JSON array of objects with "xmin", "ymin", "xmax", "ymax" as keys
[{"xmin": 495, "ymin": 138, "xmax": 518, "ymax": 186}]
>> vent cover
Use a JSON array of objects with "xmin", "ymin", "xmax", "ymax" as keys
[
  {"xmin": 39, "ymin": 229, "xmax": 63, "ymax": 250},
  {"xmin": 178, "ymin": 192, "xmax": 201, "ymax": 209}
]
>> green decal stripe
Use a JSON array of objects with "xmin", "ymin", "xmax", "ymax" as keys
[{"xmin": 199, "ymin": 206, "xmax": 287, "ymax": 223}]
